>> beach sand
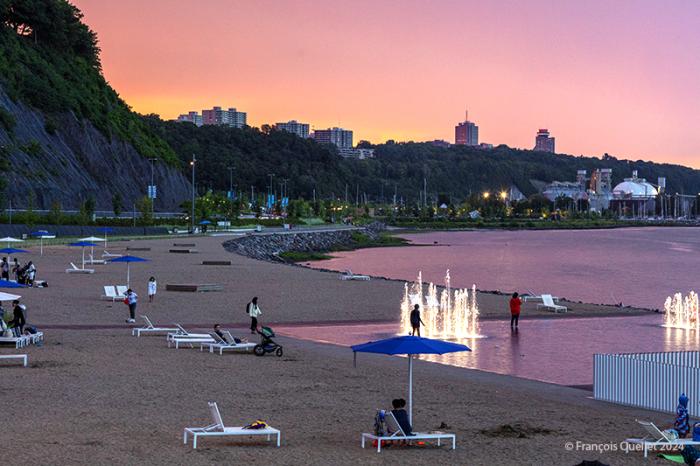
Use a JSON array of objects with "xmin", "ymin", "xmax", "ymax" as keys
[{"xmin": 2, "ymin": 235, "xmax": 668, "ymax": 465}]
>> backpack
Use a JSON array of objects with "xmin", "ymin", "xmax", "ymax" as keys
[
  {"xmin": 245, "ymin": 302, "xmax": 250, "ymax": 315},
  {"xmin": 373, "ymin": 410, "xmax": 386, "ymax": 436}
]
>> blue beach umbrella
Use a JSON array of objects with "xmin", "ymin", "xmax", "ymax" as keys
[
  {"xmin": 0, "ymin": 248, "xmax": 29, "ymax": 254},
  {"xmin": 352, "ymin": 335, "xmax": 471, "ymax": 425},
  {"xmin": 0, "ymin": 280, "xmax": 26, "ymax": 288},
  {"xmin": 69, "ymin": 241, "xmax": 99, "ymax": 269},
  {"xmin": 199, "ymin": 220, "xmax": 212, "ymax": 225},
  {"xmin": 108, "ymin": 255, "xmax": 148, "ymax": 288}
]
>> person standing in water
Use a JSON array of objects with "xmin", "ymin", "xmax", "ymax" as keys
[
  {"xmin": 509, "ymin": 292, "xmax": 522, "ymax": 330},
  {"xmin": 410, "ymin": 304, "xmax": 424, "ymax": 336}
]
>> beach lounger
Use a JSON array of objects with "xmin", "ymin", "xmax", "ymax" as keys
[
  {"xmin": 102, "ymin": 286, "xmax": 120, "ymax": 301},
  {"xmin": 0, "ymin": 354, "xmax": 28, "ymax": 367},
  {"xmin": 27, "ymin": 332, "xmax": 43, "ymax": 345},
  {"xmin": 204, "ymin": 331, "xmax": 256, "ymax": 355},
  {"xmin": 116, "ymin": 286, "xmax": 128, "ymax": 297},
  {"xmin": 536, "ymin": 294, "xmax": 567, "ymax": 313},
  {"xmin": 340, "ymin": 269, "xmax": 371, "ymax": 281},
  {"xmin": 169, "ymin": 335, "xmax": 215, "ymax": 349},
  {"xmin": 361, "ymin": 411, "xmax": 456, "ymax": 453},
  {"xmin": 66, "ymin": 262, "xmax": 95, "ymax": 274},
  {"xmin": 183, "ymin": 402, "xmax": 280, "ymax": 449},
  {"xmin": 132, "ymin": 316, "xmax": 179, "ymax": 337},
  {"xmin": 166, "ymin": 324, "xmax": 209, "ymax": 340},
  {"xmin": 102, "ymin": 250, "xmax": 122, "ymax": 258},
  {"xmin": 626, "ymin": 419, "xmax": 700, "ymax": 458},
  {"xmin": 86, "ymin": 254, "xmax": 106, "ymax": 265},
  {"xmin": 523, "ymin": 294, "xmax": 560, "ymax": 303},
  {"xmin": 0, "ymin": 335, "xmax": 30, "ymax": 348}
]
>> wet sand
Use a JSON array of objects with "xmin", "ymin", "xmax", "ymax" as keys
[{"xmin": 2, "ymin": 235, "xmax": 670, "ymax": 465}]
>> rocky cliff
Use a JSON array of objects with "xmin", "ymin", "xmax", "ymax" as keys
[{"xmin": 0, "ymin": 87, "xmax": 191, "ymax": 210}]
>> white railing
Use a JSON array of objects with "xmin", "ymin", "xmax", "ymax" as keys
[{"xmin": 594, "ymin": 351, "xmax": 700, "ymax": 416}]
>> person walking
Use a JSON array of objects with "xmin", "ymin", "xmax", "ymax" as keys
[
  {"xmin": 509, "ymin": 292, "xmax": 522, "ymax": 330},
  {"xmin": 410, "ymin": 304, "xmax": 425, "ymax": 336},
  {"xmin": 125, "ymin": 288, "xmax": 138, "ymax": 323},
  {"xmin": 147, "ymin": 277, "xmax": 157, "ymax": 303},
  {"xmin": 246, "ymin": 297, "xmax": 262, "ymax": 334},
  {"xmin": 1, "ymin": 257, "xmax": 9, "ymax": 280}
]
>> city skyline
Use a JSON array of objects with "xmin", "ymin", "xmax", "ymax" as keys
[{"xmin": 72, "ymin": 0, "xmax": 700, "ymax": 167}]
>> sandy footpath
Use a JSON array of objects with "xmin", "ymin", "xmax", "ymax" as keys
[{"xmin": 1, "ymin": 234, "xmax": 670, "ymax": 465}]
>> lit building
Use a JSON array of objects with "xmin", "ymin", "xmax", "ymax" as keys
[
  {"xmin": 201, "ymin": 106, "xmax": 247, "ymax": 128},
  {"xmin": 176, "ymin": 111, "xmax": 203, "ymax": 127},
  {"xmin": 312, "ymin": 127, "xmax": 353, "ymax": 149},
  {"xmin": 534, "ymin": 129, "xmax": 555, "ymax": 153},
  {"xmin": 542, "ymin": 181, "xmax": 587, "ymax": 202},
  {"xmin": 455, "ymin": 119, "xmax": 478, "ymax": 146},
  {"xmin": 610, "ymin": 170, "xmax": 658, "ymax": 216},
  {"xmin": 274, "ymin": 120, "xmax": 310, "ymax": 139}
]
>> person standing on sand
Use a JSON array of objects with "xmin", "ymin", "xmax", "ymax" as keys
[
  {"xmin": 1, "ymin": 257, "xmax": 8, "ymax": 280},
  {"xmin": 247, "ymin": 297, "xmax": 262, "ymax": 334},
  {"xmin": 509, "ymin": 292, "xmax": 522, "ymax": 330},
  {"xmin": 125, "ymin": 289, "xmax": 138, "ymax": 323},
  {"xmin": 410, "ymin": 304, "xmax": 424, "ymax": 336},
  {"xmin": 147, "ymin": 277, "xmax": 157, "ymax": 303}
]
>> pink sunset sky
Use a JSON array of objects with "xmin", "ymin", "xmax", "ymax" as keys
[{"xmin": 73, "ymin": 0, "xmax": 700, "ymax": 167}]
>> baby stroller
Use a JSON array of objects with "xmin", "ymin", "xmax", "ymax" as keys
[{"xmin": 254, "ymin": 326, "xmax": 283, "ymax": 357}]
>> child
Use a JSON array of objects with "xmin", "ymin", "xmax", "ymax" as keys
[
  {"xmin": 509, "ymin": 292, "xmax": 522, "ymax": 330},
  {"xmin": 148, "ymin": 277, "xmax": 157, "ymax": 303},
  {"xmin": 410, "ymin": 304, "xmax": 424, "ymax": 336}
]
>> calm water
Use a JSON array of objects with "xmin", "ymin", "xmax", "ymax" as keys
[
  {"xmin": 309, "ymin": 227, "xmax": 700, "ymax": 310},
  {"xmin": 277, "ymin": 315, "xmax": 699, "ymax": 385}
]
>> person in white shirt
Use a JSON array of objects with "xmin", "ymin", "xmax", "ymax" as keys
[
  {"xmin": 246, "ymin": 297, "xmax": 262, "ymax": 334},
  {"xmin": 147, "ymin": 277, "xmax": 157, "ymax": 303},
  {"xmin": 125, "ymin": 289, "xmax": 138, "ymax": 323}
]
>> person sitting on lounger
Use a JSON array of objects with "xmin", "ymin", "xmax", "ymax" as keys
[
  {"xmin": 213, "ymin": 324, "xmax": 247, "ymax": 344},
  {"xmin": 675, "ymin": 393, "xmax": 690, "ymax": 438},
  {"xmin": 391, "ymin": 398, "xmax": 413, "ymax": 436}
]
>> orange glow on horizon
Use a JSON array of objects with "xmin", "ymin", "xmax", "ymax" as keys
[{"xmin": 73, "ymin": 0, "xmax": 700, "ymax": 167}]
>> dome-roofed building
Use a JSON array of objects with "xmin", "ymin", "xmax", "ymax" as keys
[{"xmin": 611, "ymin": 171, "xmax": 658, "ymax": 217}]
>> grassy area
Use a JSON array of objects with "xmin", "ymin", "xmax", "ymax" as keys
[{"xmin": 279, "ymin": 232, "xmax": 409, "ymax": 263}]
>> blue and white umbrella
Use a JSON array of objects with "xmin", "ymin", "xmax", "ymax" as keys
[
  {"xmin": 108, "ymin": 255, "xmax": 149, "ymax": 288},
  {"xmin": 69, "ymin": 241, "xmax": 99, "ymax": 269}
]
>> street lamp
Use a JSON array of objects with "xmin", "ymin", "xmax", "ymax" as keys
[
  {"xmin": 227, "ymin": 166, "xmax": 234, "ymax": 199},
  {"xmin": 499, "ymin": 191, "xmax": 508, "ymax": 201},
  {"xmin": 148, "ymin": 158, "xmax": 157, "ymax": 219},
  {"xmin": 483, "ymin": 191, "xmax": 490, "ymax": 199},
  {"xmin": 190, "ymin": 154, "xmax": 196, "ymax": 233}
]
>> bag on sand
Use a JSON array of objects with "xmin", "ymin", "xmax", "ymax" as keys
[{"xmin": 245, "ymin": 302, "xmax": 250, "ymax": 315}]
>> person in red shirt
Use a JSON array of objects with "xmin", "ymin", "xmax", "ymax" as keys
[{"xmin": 509, "ymin": 292, "xmax": 522, "ymax": 330}]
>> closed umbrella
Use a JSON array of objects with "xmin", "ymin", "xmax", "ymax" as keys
[
  {"xmin": 97, "ymin": 227, "xmax": 114, "ymax": 248},
  {"xmin": 108, "ymin": 255, "xmax": 148, "ymax": 288},
  {"xmin": 351, "ymin": 335, "xmax": 470, "ymax": 425},
  {"xmin": 69, "ymin": 241, "xmax": 98, "ymax": 270},
  {"xmin": 0, "ymin": 237, "xmax": 23, "ymax": 248}
]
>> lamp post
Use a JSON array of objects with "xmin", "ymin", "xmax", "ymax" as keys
[
  {"xmin": 148, "ymin": 157, "xmax": 157, "ymax": 219},
  {"xmin": 190, "ymin": 154, "xmax": 196, "ymax": 234},
  {"xmin": 227, "ymin": 166, "xmax": 234, "ymax": 199}
]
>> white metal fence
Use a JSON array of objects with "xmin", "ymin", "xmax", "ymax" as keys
[{"xmin": 594, "ymin": 351, "xmax": 700, "ymax": 416}]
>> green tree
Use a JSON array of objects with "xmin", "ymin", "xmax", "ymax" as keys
[
  {"xmin": 112, "ymin": 193, "xmax": 123, "ymax": 217},
  {"xmin": 136, "ymin": 195, "xmax": 153, "ymax": 225}
]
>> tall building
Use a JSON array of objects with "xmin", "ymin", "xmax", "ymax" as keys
[
  {"xmin": 534, "ymin": 129, "xmax": 555, "ymax": 153},
  {"xmin": 312, "ymin": 127, "xmax": 353, "ymax": 149},
  {"xmin": 274, "ymin": 120, "xmax": 310, "ymax": 139},
  {"xmin": 201, "ymin": 106, "xmax": 247, "ymax": 128},
  {"xmin": 176, "ymin": 111, "xmax": 203, "ymax": 126},
  {"xmin": 455, "ymin": 112, "xmax": 479, "ymax": 146}
]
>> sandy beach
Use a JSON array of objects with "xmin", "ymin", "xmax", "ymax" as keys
[{"xmin": 2, "ymin": 234, "xmax": 671, "ymax": 465}]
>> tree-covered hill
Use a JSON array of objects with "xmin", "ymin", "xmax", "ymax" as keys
[{"xmin": 147, "ymin": 117, "xmax": 700, "ymax": 204}]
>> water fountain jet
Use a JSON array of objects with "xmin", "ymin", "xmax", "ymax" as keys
[{"xmin": 663, "ymin": 291, "xmax": 699, "ymax": 330}]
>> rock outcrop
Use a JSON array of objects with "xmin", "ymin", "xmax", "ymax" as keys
[{"xmin": 0, "ymin": 87, "xmax": 191, "ymax": 210}]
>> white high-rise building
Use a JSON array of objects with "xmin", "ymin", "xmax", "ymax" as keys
[
  {"xmin": 312, "ymin": 127, "xmax": 353, "ymax": 149},
  {"xmin": 201, "ymin": 106, "xmax": 247, "ymax": 128},
  {"xmin": 274, "ymin": 120, "xmax": 310, "ymax": 138}
]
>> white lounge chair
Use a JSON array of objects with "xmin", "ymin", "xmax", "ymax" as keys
[
  {"xmin": 536, "ymin": 294, "xmax": 567, "ymax": 313},
  {"xmin": 132, "ymin": 316, "xmax": 179, "ymax": 337},
  {"xmin": 183, "ymin": 402, "xmax": 280, "ymax": 449},
  {"xmin": 626, "ymin": 419, "xmax": 700, "ymax": 458},
  {"xmin": 205, "ymin": 331, "xmax": 256, "ymax": 355},
  {"xmin": 167, "ymin": 324, "xmax": 209, "ymax": 341},
  {"xmin": 102, "ymin": 286, "xmax": 120, "ymax": 301},
  {"xmin": 116, "ymin": 286, "xmax": 128, "ymax": 297},
  {"xmin": 169, "ymin": 335, "xmax": 215, "ymax": 349},
  {"xmin": 361, "ymin": 411, "xmax": 456, "ymax": 453},
  {"xmin": 522, "ymin": 294, "xmax": 560, "ymax": 303},
  {"xmin": 340, "ymin": 269, "xmax": 371, "ymax": 281},
  {"xmin": 66, "ymin": 262, "xmax": 95, "ymax": 274},
  {"xmin": 102, "ymin": 250, "xmax": 122, "ymax": 259},
  {"xmin": 87, "ymin": 254, "xmax": 106, "ymax": 265},
  {"xmin": 0, "ymin": 354, "xmax": 28, "ymax": 367},
  {"xmin": 0, "ymin": 335, "xmax": 30, "ymax": 348}
]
